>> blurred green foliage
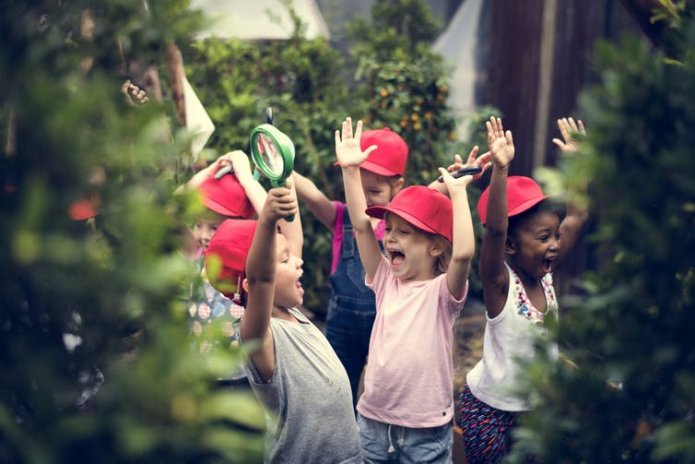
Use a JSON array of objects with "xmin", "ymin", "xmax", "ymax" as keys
[
  {"xmin": 508, "ymin": 7, "xmax": 695, "ymax": 464},
  {"xmin": 0, "ymin": 1, "xmax": 264, "ymax": 463},
  {"xmin": 184, "ymin": 0, "xmax": 482, "ymax": 313}
]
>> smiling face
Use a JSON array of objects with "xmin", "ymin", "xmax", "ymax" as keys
[
  {"xmin": 360, "ymin": 170, "xmax": 404, "ymax": 208},
  {"xmin": 383, "ymin": 213, "xmax": 444, "ymax": 281},
  {"xmin": 193, "ymin": 211, "xmax": 226, "ymax": 249},
  {"xmin": 506, "ymin": 209, "xmax": 561, "ymax": 281},
  {"xmin": 273, "ymin": 233, "xmax": 305, "ymax": 310}
]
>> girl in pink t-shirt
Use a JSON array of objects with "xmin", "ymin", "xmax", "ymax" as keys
[{"xmin": 336, "ymin": 116, "xmax": 490, "ymax": 462}]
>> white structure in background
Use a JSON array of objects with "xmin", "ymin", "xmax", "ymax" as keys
[
  {"xmin": 183, "ymin": 75, "xmax": 216, "ymax": 159},
  {"xmin": 184, "ymin": 0, "xmax": 329, "ymax": 158},
  {"xmin": 191, "ymin": 0, "xmax": 331, "ymax": 40},
  {"xmin": 432, "ymin": 0, "xmax": 483, "ymax": 141}
]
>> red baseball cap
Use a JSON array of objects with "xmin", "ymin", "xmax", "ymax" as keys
[
  {"xmin": 198, "ymin": 174, "xmax": 255, "ymax": 219},
  {"xmin": 337, "ymin": 128, "xmax": 409, "ymax": 177},
  {"xmin": 366, "ymin": 185, "xmax": 452, "ymax": 242},
  {"xmin": 204, "ymin": 219, "xmax": 257, "ymax": 298},
  {"xmin": 477, "ymin": 176, "xmax": 549, "ymax": 225}
]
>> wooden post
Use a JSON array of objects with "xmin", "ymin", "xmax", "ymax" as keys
[{"xmin": 532, "ymin": 0, "xmax": 558, "ymax": 169}]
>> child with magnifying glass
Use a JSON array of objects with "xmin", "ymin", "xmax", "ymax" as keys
[{"xmin": 204, "ymin": 181, "xmax": 362, "ymax": 463}]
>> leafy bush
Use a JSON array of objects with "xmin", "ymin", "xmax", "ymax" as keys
[
  {"xmin": 508, "ymin": 10, "xmax": 695, "ymax": 464},
  {"xmin": 0, "ymin": 2, "xmax": 264, "ymax": 462}
]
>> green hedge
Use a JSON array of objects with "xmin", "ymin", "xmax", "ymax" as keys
[{"xmin": 508, "ymin": 9, "xmax": 695, "ymax": 464}]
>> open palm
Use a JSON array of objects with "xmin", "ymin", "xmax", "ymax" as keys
[
  {"xmin": 335, "ymin": 117, "xmax": 377, "ymax": 168},
  {"xmin": 486, "ymin": 116, "xmax": 515, "ymax": 168},
  {"xmin": 552, "ymin": 117, "xmax": 586, "ymax": 153}
]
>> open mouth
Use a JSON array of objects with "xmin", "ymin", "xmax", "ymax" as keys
[
  {"xmin": 295, "ymin": 278, "xmax": 304, "ymax": 296},
  {"xmin": 542, "ymin": 257, "xmax": 556, "ymax": 274},
  {"xmin": 388, "ymin": 249, "xmax": 405, "ymax": 268}
]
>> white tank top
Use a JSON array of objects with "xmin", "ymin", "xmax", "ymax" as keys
[{"xmin": 466, "ymin": 264, "xmax": 558, "ymax": 411}]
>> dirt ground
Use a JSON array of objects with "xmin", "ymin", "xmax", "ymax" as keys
[
  {"xmin": 451, "ymin": 299, "xmax": 486, "ymax": 464},
  {"xmin": 453, "ymin": 298, "xmax": 486, "ymax": 395}
]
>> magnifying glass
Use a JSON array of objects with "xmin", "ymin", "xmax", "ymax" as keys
[
  {"xmin": 249, "ymin": 122, "xmax": 296, "ymax": 220},
  {"xmin": 214, "ymin": 108, "xmax": 282, "ymax": 180}
]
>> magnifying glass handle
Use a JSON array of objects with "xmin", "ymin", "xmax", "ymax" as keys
[
  {"xmin": 437, "ymin": 165, "xmax": 482, "ymax": 182},
  {"xmin": 265, "ymin": 107, "xmax": 273, "ymax": 125},
  {"xmin": 271, "ymin": 179, "xmax": 295, "ymax": 222}
]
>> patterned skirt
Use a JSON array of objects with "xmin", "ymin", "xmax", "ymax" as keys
[{"xmin": 457, "ymin": 385, "xmax": 517, "ymax": 464}]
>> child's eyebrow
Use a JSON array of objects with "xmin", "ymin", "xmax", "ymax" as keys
[{"xmin": 534, "ymin": 227, "xmax": 555, "ymax": 235}]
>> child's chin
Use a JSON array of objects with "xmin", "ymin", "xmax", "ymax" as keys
[{"xmin": 280, "ymin": 297, "xmax": 303, "ymax": 309}]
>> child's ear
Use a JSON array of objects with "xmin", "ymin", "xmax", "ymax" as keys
[
  {"xmin": 241, "ymin": 277, "xmax": 250, "ymax": 293},
  {"xmin": 429, "ymin": 241, "xmax": 444, "ymax": 257},
  {"xmin": 391, "ymin": 176, "xmax": 405, "ymax": 194},
  {"xmin": 505, "ymin": 236, "xmax": 517, "ymax": 255}
]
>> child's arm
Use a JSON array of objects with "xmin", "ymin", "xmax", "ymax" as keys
[
  {"xmin": 479, "ymin": 117, "xmax": 516, "ymax": 319},
  {"xmin": 552, "ymin": 117, "xmax": 589, "ymax": 261},
  {"xmin": 293, "ymin": 171, "xmax": 337, "ymax": 230},
  {"xmin": 241, "ymin": 182, "xmax": 298, "ymax": 382},
  {"xmin": 335, "ymin": 117, "xmax": 381, "ymax": 280},
  {"xmin": 439, "ymin": 155, "xmax": 485, "ymax": 299},
  {"xmin": 226, "ymin": 150, "xmax": 266, "ymax": 214},
  {"xmin": 178, "ymin": 152, "xmax": 234, "ymax": 193}
]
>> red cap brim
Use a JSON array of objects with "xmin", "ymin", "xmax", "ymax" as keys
[
  {"xmin": 332, "ymin": 159, "xmax": 399, "ymax": 177},
  {"xmin": 365, "ymin": 205, "xmax": 451, "ymax": 241}
]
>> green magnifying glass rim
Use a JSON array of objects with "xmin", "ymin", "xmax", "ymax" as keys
[{"xmin": 249, "ymin": 124, "xmax": 295, "ymax": 187}]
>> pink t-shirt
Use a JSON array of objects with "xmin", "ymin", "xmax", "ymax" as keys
[
  {"xmin": 357, "ymin": 257, "xmax": 467, "ymax": 428},
  {"xmin": 330, "ymin": 201, "xmax": 385, "ymax": 275}
]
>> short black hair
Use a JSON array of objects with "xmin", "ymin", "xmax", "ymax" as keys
[{"xmin": 507, "ymin": 199, "xmax": 562, "ymax": 236}]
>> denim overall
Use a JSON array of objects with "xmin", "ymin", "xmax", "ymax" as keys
[{"xmin": 325, "ymin": 210, "xmax": 378, "ymax": 406}]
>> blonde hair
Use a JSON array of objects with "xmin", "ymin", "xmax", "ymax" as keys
[
  {"xmin": 429, "ymin": 233, "xmax": 452, "ymax": 276},
  {"xmin": 361, "ymin": 170, "xmax": 404, "ymax": 200}
]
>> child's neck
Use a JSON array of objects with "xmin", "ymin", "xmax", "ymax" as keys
[
  {"xmin": 272, "ymin": 306, "xmax": 300, "ymax": 323},
  {"xmin": 507, "ymin": 262, "xmax": 547, "ymax": 312},
  {"xmin": 397, "ymin": 268, "xmax": 436, "ymax": 283},
  {"xmin": 511, "ymin": 265, "xmax": 538, "ymax": 288}
]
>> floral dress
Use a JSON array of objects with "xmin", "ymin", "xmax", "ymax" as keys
[{"xmin": 188, "ymin": 259, "xmax": 246, "ymax": 380}]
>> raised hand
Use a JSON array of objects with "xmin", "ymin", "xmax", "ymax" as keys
[
  {"xmin": 552, "ymin": 117, "xmax": 586, "ymax": 153},
  {"xmin": 121, "ymin": 79, "xmax": 149, "ymax": 106},
  {"xmin": 464, "ymin": 145, "xmax": 493, "ymax": 179},
  {"xmin": 262, "ymin": 179, "xmax": 298, "ymax": 223},
  {"xmin": 486, "ymin": 116, "xmax": 515, "ymax": 168},
  {"xmin": 438, "ymin": 146, "xmax": 492, "ymax": 182},
  {"xmin": 227, "ymin": 150, "xmax": 254, "ymax": 181},
  {"xmin": 209, "ymin": 150, "xmax": 241, "ymax": 179},
  {"xmin": 335, "ymin": 117, "xmax": 377, "ymax": 168}
]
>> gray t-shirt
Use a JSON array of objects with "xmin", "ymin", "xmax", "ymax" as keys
[{"xmin": 245, "ymin": 308, "xmax": 362, "ymax": 464}]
